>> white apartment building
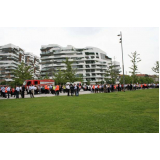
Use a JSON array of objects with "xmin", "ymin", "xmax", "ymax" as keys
[
  {"xmin": 0, "ymin": 44, "xmax": 25, "ymax": 83},
  {"xmin": 40, "ymin": 44, "xmax": 114, "ymax": 84},
  {"xmin": 0, "ymin": 44, "xmax": 40, "ymax": 83},
  {"xmin": 24, "ymin": 52, "xmax": 40, "ymax": 79}
]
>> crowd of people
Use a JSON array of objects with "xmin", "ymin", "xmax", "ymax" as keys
[
  {"xmin": 0, "ymin": 83, "xmax": 159, "ymax": 99},
  {"xmin": 82, "ymin": 83, "xmax": 159, "ymax": 92},
  {"xmin": 0, "ymin": 83, "xmax": 81, "ymax": 99}
]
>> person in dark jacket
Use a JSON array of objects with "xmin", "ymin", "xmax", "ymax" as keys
[
  {"xmin": 70, "ymin": 84, "xmax": 74, "ymax": 96},
  {"xmin": 22, "ymin": 85, "xmax": 25, "ymax": 98}
]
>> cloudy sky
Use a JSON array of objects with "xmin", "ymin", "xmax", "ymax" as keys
[{"xmin": 0, "ymin": 27, "xmax": 158, "ymax": 75}]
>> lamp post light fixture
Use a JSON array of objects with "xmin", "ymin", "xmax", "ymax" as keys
[{"xmin": 117, "ymin": 31, "xmax": 125, "ymax": 91}]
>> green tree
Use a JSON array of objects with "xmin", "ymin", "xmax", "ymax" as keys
[
  {"xmin": 13, "ymin": 62, "xmax": 33, "ymax": 85},
  {"xmin": 128, "ymin": 51, "xmax": 141, "ymax": 83},
  {"xmin": 137, "ymin": 77, "xmax": 145, "ymax": 84},
  {"xmin": 42, "ymin": 73, "xmax": 49, "ymax": 79},
  {"xmin": 152, "ymin": 61, "xmax": 159, "ymax": 73},
  {"xmin": 62, "ymin": 58, "xmax": 77, "ymax": 83},
  {"xmin": 86, "ymin": 80, "xmax": 90, "ymax": 85},
  {"xmin": 137, "ymin": 76, "xmax": 154, "ymax": 84},
  {"xmin": 75, "ymin": 74, "xmax": 84, "ymax": 83},
  {"xmin": 120, "ymin": 75, "xmax": 132, "ymax": 84},
  {"xmin": 53, "ymin": 69, "xmax": 66, "ymax": 85}
]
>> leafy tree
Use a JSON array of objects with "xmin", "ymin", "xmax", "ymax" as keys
[
  {"xmin": 137, "ymin": 77, "xmax": 145, "ymax": 84},
  {"xmin": 53, "ymin": 69, "xmax": 66, "ymax": 85},
  {"xmin": 86, "ymin": 80, "xmax": 90, "ymax": 85},
  {"xmin": 120, "ymin": 75, "xmax": 132, "ymax": 84},
  {"xmin": 42, "ymin": 73, "xmax": 49, "ymax": 79},
  {"xmin": 105, "ymin": 60, "xmax": 120, "ymax": 84},
  {"xmin": 12, "ymin": 62, "xmax": 33, "ymax": 85},
  {"xmin": 137, "ymin": 76, "xmax": 154, "ymax": 84},
  {"xmin": 75, "ymin": 74, "xmax": 84, "ymax": 83},
  {"xmin": 62, "ymin": 58, "xmax": 77, "ymax": 83},
  {"xmin": 152, "ymin": 61, "xmax": 159, "ymax": 73},
  {"xmin": 128, "ymin": 51, "xmax": 141, "ymax": 83}
]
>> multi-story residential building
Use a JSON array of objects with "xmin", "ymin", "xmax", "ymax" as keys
[
  {"xmin": 24, "ymin": 52, "xmax": 40, "ymax": 79},
  {"xmin": 0, "ymin": 44, "xmax": 25, "ymax": 83},
  {"xmin": 40, "ymin": 44, "xmax": 115, "ymax": 84}
]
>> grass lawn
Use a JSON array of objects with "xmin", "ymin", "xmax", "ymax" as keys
[{"xmin": 0, "ymin": 89, "xmax": 159, "ymax": 133}]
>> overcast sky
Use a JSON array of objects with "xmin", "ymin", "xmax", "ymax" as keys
[{"xmin": 0, "ymin": 27, "xmax": 158, "ymax": 75}]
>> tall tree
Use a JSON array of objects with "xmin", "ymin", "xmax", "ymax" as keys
[
  {"xmin": 53, "ymin": 69, "xmax": 66, "ymax": 85},
  {"xmin": 13, "ymin": 62, "xmax": 33, "ymax": 85},
  {"xmin": 120, "ymin": 75, "xmax": 132, "ymax": 84},
  {"xmin": 62, "ymin": 58, "xmax": 77, "ymax": 83},
  {"xmin": 105, "ymin": 60, "xmax": 120, "ymax": 84},
  {"xmin": 152, "ymin": 61, "xmax": 159, "ymax": 73},
  {"xmin": 128, "ymin": 51, "xmax": 141, "ymax": 83}
]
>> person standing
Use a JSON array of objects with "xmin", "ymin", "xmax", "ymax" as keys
[
  {"xmin": 30, "ymin": 85, "xmax": 34, "ymax": 98},
  {"xmin": 16, "ymin": 86, "xmax": 20, "ymax": 98},
  {"xmin": 95, "ymin": 85, "xmax": 98, "ymax": 93},
  {"xmin": 63, "ymin": 85, "xmax": 66, "ymax": 93},
  {"xmin": 74, "ymin": 84, "xmax": 77, "ymax": 95},
  {"xmin": 4, "ymin": 86, "xmax": 7, "ymax": 98},
  {"xmin": 76, "ymin": 84, "xmax": 79, "ymax": 96},
  {"xmin": 55, "ymin": 85, "xmax": 59, "ymax": 96},
  {"xmin": 29, "ymin": 85, "xmax": 32, "ymax": 97},
  {"xmin": 70, "ymin": 84, "xmax": 74, "ymax": 96},
  {"xmin": 66, "ymin": 84, "xmax": 70, "ymax": 96},
  {"xmin": 7, "ymin": 86, "xmax": 10, "ymax": 98},
  {"xmin": 118, "ymin": 84, "xmax": 120, "ymax": 92},
  {"xmin": 1, "ymin": 86, "xmax": 5, "ymax": 97},
  {"xmin": 11, "ymin": 87, "xmax": 15, "ymax": 97},
  {"xmin": 92, "ymin": 85, "xmax": 95, "ymax": 93},
  {"xmin": 22, "ymin": 85, "xmax": 25, "ymax": 98},
  {"xmin": 45, "ymin": 85, "xmax": 48, "ymax": 94},
  {"xmin": 52, "ymin": 85, "xmax": 56, "ymax": 95}
]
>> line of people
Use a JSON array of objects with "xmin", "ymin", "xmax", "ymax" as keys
[
  {"xmin": 0, "ymin": 83, "xmax": 81, "ymax": 99},
  {"xmin": 81, "ymin": 83, "xmax": 159, "ymax": 93},
  {"xmin": 41, "ymin": 84, "xmax": 80, "ymax": 96},
  {"xmin": 0, "ymin": 85, "xmax": 25, "ymax": 99}
]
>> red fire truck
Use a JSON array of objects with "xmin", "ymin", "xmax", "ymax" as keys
[{"xmin": 23, "ymin": 79, "xmax": 55, "ymax": 88}]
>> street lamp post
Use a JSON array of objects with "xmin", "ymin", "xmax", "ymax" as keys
[{"xmin": 117, "ymin": 31, "xmax": 125, "ymax": 92}]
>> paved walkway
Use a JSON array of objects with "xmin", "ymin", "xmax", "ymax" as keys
[{"xmin": 0, "ymin": 90, "xmax": 93, "ymax": 100}]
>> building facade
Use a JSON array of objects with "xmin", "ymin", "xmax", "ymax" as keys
[
  {"xmin": 0, "ymin": 44, "xmax": 25, "ymax": 83},
  {"xmin": 40, "ymin": 44, "xmax": 115, "ymax": 84},
  {"xmin": 0, "ymin": 44, "xmax": 40, "ymax": 83},
  {"xmin": 24, "ymin": 52, "xmax": 40, "ymax": 79}
]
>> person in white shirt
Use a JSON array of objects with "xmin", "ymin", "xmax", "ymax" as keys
[
  {"xmin": 66, "ymin": 84, "xmax": 70, "ymax": 96},
  {"xmin": 16, "ymin": 86, "xmax": 20, "ymax": 98},
  {"xmin": 74, "ymin": 84, "xmax": 77, "ymax": 96},
  {"xmin": 30, "ymin": 85, "xmax": 35, "ymax": 98},
  {"xmin": 7, "ymin": 86, "xmax": 10, "ymax": 98},
  {"xmin": 29, "ymin": 85, "xmax": 32, "ymax": 97}
]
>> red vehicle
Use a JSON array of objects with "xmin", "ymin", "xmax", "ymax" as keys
[{"xmin": 23, "ymin": 79, "xmax": 55, "ymax": 88}]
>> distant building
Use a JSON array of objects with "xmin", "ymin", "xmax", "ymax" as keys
[
  {"xmin": 40, "ymin": 44, "xmax": 119, "ymax": 84},
  {"xmin": 24, "ymin": 52, "xmax": 40, "ymax": 79},
  {"xmin": 0, "ymin": 44, "xmax": 40, "ymax": 83},
  {"xmin": 0, "ymin": 44, "xmax": 25, "ymax": 83}
]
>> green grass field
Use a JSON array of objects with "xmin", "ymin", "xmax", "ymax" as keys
[{"xmin": 0, "ymin": 89, "xmax": 159, "ymax": 133}]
